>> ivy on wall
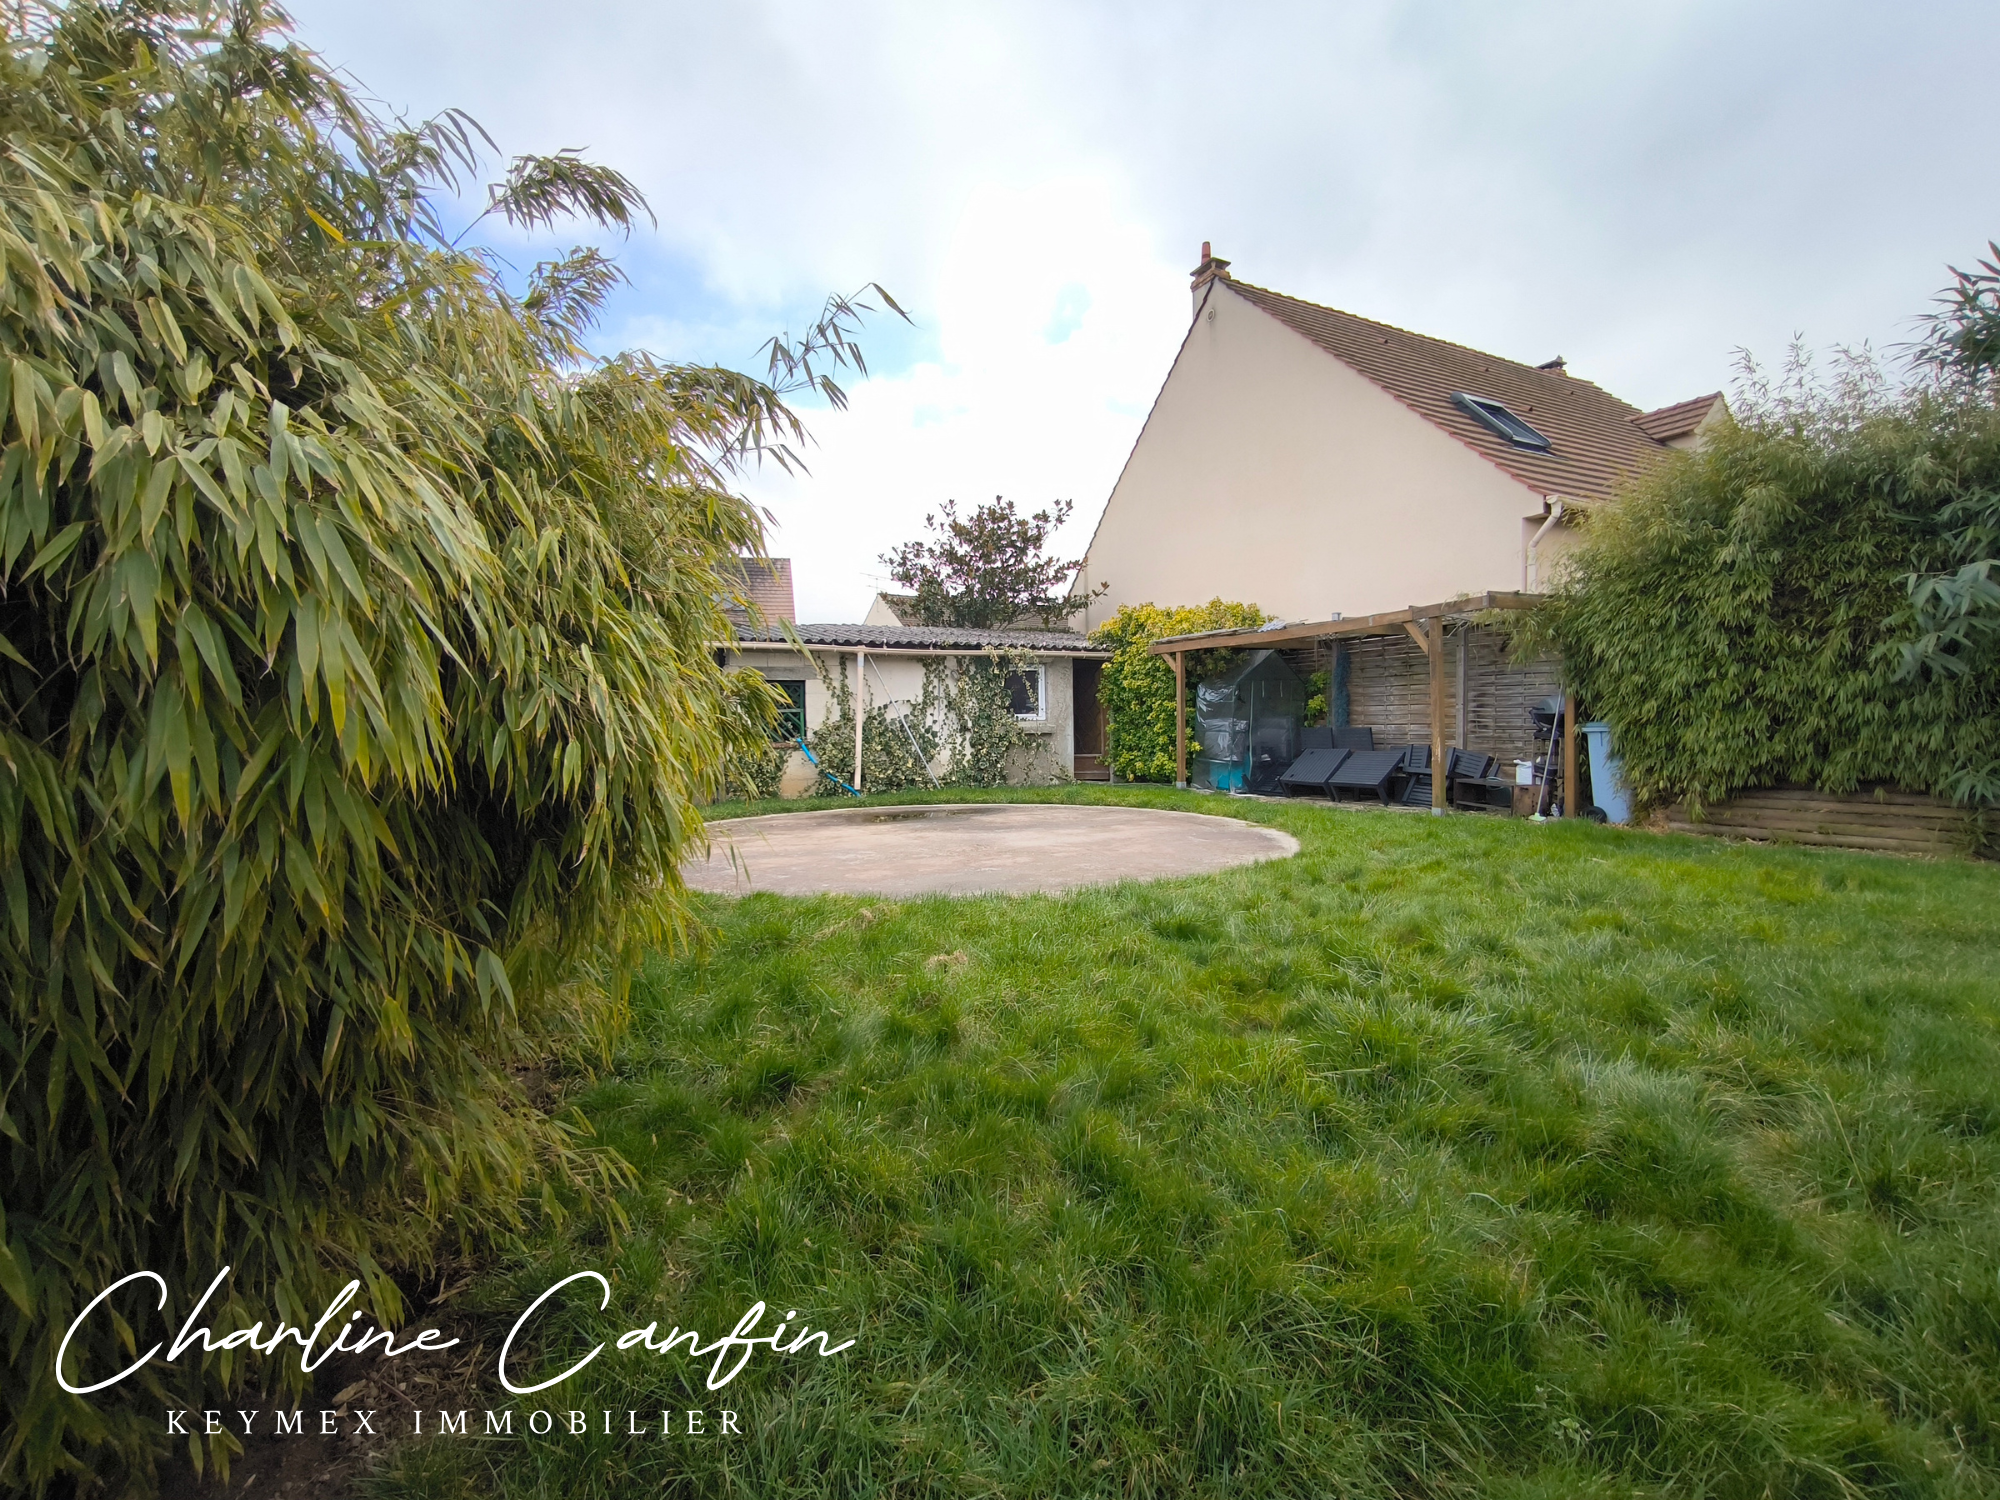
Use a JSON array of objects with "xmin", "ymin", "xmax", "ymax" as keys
[{"xmin": 1090, "ymin": 601, "xmax": 1266, "ymax": 782}]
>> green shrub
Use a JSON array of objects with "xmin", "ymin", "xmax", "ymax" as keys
[
  {"xmin": 1091, "ymin": 600, "xmax": 1264, "ymax": 782},
  {"xmin": 1541, "ymin": 377, "xmax": 2000, "ymax": 811},
  {"xmin": 0, "ymin": 3, "xmax": 838, "ymax": 1486}
]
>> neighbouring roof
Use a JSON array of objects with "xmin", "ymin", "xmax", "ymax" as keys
[
  {"xmin": 1223, "ymin": 279, "xmax": 1706, "ymax": 504},
  {"xmin": 870, "ymin": 591, "xmax": 1071, "ymax": 630},
  {"xmin": 1632, "ymin": 392, "xmax": 1726, "ymax": 443},
  {"xmin": 720, "ymin": 557, "xmax": 795, "ymax": 626},
  {"xmin": 734, "ymin": 622, "xmax": 1106, "ymax": 653}
]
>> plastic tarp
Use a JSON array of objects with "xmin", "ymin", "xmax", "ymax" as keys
[{"xmin": 1194, "ymin": 649, "xmax": 1307, "ymax": 794}]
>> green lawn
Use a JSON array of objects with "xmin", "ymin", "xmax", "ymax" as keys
[{"xmin": 372, "ymin": 787, "xmax": 2000, "ymax": 1499}]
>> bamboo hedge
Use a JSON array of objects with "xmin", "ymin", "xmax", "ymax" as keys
[
  {"xmin": 0, "ymin": 2, "xmax": 837, "ymax": 1486},
  {"xmin": 1540, "ymin": 383, "xmax": 2000, "ymax": 812}
]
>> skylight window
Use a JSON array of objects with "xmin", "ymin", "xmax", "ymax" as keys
[{"xmin": 1451, "ymin": 392, "xmax": 1553, "ymax": 451}]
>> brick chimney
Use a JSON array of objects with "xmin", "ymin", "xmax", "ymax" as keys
[{"xmin": 1191, "ymin": 241, "xmax": 1231, "ymax": 318}]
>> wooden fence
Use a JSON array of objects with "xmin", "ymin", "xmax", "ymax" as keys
[{"xmin": 1662, "ymin": 787, "xmax": 1989, "ymax": 858}]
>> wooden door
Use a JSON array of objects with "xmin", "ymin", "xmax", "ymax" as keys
[{"xmin": 1073, "ymin": 660, "xmax": 1110, "ymax": 780}]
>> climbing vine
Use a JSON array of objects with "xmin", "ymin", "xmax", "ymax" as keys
[
  {"xmin": 1090, "ymin": 600, "xmax": 1266, "ymax": 781},
  {"xmin": 755, "ymin": 651, "xmax": 1050, "ymax": 795}
]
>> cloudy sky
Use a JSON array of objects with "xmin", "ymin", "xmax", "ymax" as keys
[{"xmin": 291, "ymin": 0, "xmax": 2000, "ymax": 621}]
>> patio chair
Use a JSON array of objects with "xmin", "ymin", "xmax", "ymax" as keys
[
  {"xmin": 1278, "ymin": 747, "xmax": 1351, "ymax": 797},
  {"xmin": 1399, "ymin": 747, "xmax": 1496, "ymax": 807},
  {"xmin": 1450, "ymin": 750, "xmax": 1513, "ymax": 813},
  {"xmin": 1324, "ymin": 749, "xmax": 1405, "ymax": 804},
  {"xmin": 1332, "ymin": 726, "xmax": 1375, "ymax": 750},
  {"xmin": 1300, "ymin": 726, "xmax": 1334, "ymax": 750}
]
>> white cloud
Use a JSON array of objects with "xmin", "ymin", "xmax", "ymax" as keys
[
  {"xmin": 742, "ymin": 176, "xmax": 1187, "ymax": 618},
  {"xmin": 287, "ymin": 0, "xmax": 2000, "ymax": 618}
]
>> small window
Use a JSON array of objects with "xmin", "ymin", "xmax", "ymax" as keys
[
  {"xmin": 1451, "ymin": 392, "xmax": 1552, "ymax": 451},
  {"xmin": 1005, "ymin": 667, "xmax": 1044, "ymax": 720},
  {"xmin": 768, "ymin": 678, "xmax": 807, "ymax": 741}
]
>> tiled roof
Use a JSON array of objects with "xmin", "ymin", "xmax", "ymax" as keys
[
  {"xmin": 721, "ymin": 557, "xmax": 795, "ymax": 625},
  {"xmin": 734, "ymin": 622, "xmax": 1106, "ymax": 653},
  {"xmin": 1225, "ymin": 280, "xmax": 1687, "ymax": 504},
  {"xmin": 1632, "ymin": 392, "xmax": 1726, "ymax": 443}
]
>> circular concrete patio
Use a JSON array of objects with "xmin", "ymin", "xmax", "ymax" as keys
[{"xmin": 683, "ymin": 802, "xmax": 1299, "ymax": 897}]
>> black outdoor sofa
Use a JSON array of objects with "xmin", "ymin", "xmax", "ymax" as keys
[{"xmin": 1277, "ymin": 735, "xmax": 1501, "ymax": 809}]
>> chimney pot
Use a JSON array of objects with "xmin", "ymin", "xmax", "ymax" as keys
[{"xmin": 1190, "ymin": 242, "xmax": 1231, "ymax": 319}]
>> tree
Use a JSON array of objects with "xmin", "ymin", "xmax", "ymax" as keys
[
  {"xmin": 0, "ymin": 1, "xmax": 891, "ymax": 1486},
  {"xmin": 879, "ymin": 495, "xmax": 1104, "ymax": 628}
]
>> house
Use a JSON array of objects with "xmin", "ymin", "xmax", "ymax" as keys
[
  {"xmin": 718, "ymin": 563, "xmax": 1111, "ymax": 791},
  {"xmin": 1075, "ymin": 246, "xmax": 1725, "ymax": 630},
  {"xmin": 863, "ymin": 592, "xmax": 919, "ymax": 626}
]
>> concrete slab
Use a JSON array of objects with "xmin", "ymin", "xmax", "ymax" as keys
[{"xmin": 684, "ymin": 803, "xmax": 1299, "ymax": 898}]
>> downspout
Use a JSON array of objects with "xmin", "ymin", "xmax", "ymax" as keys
[{"xmin": 1526, "ymin": 498, "xmax": 1566, "ymax": 591}]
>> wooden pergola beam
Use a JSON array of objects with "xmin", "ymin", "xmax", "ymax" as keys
[
  {"xmin": 1563, "ymin": 692, "xmax": 1579, "ymax": 819},
  {"xmin": 1146, "ymin": 590, "xmax": 1543, "ymax": 655}
]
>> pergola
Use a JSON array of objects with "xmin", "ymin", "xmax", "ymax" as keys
[{"xmin": 1148, "ymin": 591, "xmax": 1576, "ymax": 814}]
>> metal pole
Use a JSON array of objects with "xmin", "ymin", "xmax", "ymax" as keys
[
  {"xmin": 853, "ymin": 649, "xmax": 865, "ymax": 794},
  {"xmin": 1174, "ymin": 651, "xmax": 1188, "ymax": 789}
]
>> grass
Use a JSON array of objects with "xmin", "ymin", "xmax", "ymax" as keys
[{"xmin": 370, "ymin": 786, "xmax": 2000, "ymax": 1499}]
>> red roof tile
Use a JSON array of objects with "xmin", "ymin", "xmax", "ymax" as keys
[
  {"xmin": 1224, "ymin": 279, "xmax": 1696, "ymax": 504},
  {"xmin": 722, "ymin": 557, "xmax": 795, "ymax": 626},
  {"xmin": 1633, "ymin": 392, "xmax": 1726, "ymax": 442}
]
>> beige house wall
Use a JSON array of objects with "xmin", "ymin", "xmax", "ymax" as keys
[
  {"xmin": 722, "ymin": 647, "xmax": 1075, "ymax": 794},
  {"xmin": 1078, "ymin": 283, "xmax": 1557, "ymax": 630}
]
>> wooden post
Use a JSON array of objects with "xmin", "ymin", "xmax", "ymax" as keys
[
  {"xmin": 1563, "ymin": 691, "xmax": 1579, "ymax": 819},
  {"xmin": 1174, "ymin": 651, "xmax": 1188, "ymax": 788},
  {"xmin": 1428, "ymin": 619, "xmax": 1446, "ymax": 813},
  {"xmin": 853, "ymin": 649, "xmax": 866, "ymax": 794},
  {"xmin": 1455, "ymin": 625, "xmax": 1468, "ymax": 747}
]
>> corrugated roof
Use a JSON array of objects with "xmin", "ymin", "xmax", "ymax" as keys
[
  {"xmin": 734, "ymin": 622, "xmax": 1106, "ymax": 653},
  {"xmin": 872, "ymin": 591, "xmax": 1069, "ymax": 629},
  {"xmin": 1632, "ymin": 392, "xmax": 1726, "ymax": 442},
  {"xmin": 1224, "ymin": 280, "xmax": 1685, "ymax": 504}
]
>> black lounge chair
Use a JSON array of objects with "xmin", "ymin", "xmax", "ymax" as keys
[
  {"xmin": 1400, "ymin": 747, "xmax": 1496, "ymax": 807},
  {"xmin": 1300, "ymin": 726, "xmax": 1334, "ymax": 750},
  {"xmin": 1325, "ymin": 749, "xmax": 1406, "ymax": 804},
  {"xmin": 1278, "ymin": 747, "xmax": 1350, "ymax": 796},
  {"xmin": 1448, "ymin": 752, "xmax": 1512, "ymax": 812}
]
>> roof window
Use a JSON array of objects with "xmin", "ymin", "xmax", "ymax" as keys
[{"xmin": 1451, "ymin": 392, "xmax": 1552, "ymax": 451}]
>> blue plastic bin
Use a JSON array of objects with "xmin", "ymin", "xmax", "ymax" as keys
[{"xmin": 1580, "ymin": 722, "xmax": 1632, "ymax": 824}]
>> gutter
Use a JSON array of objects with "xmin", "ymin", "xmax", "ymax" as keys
[{"xmin": 721, "ymin": 640, "xmax": 1111, "ymax": 658}]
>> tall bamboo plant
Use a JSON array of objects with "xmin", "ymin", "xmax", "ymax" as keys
[{"xmin": 0, "ymin": 1, "xmax": 891, "ymax": 1486}]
